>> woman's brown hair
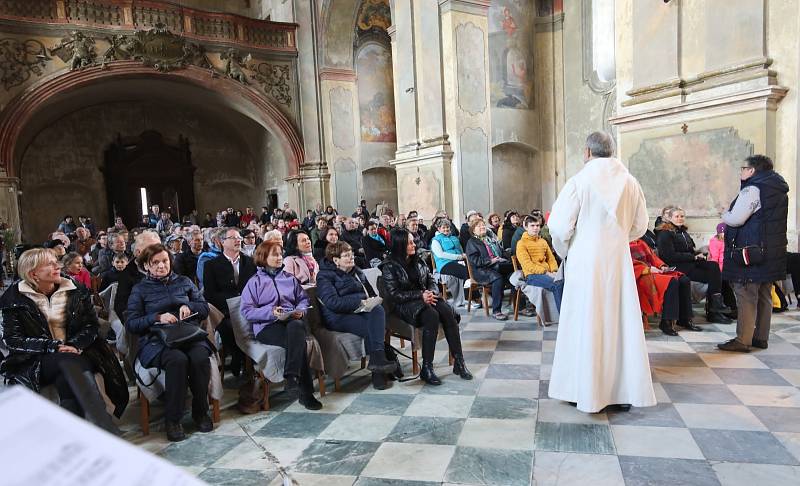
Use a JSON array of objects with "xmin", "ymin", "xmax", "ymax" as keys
[
  {"xmin": 325, "ymin": 241, "xmax": 352, "ymax": 261},
  {"xmin": 136, "ymin": 243, "xmax": 172, "ymax": 269},
  {"xmin": 253, "ymin": 239, "xmax": 283, "ymax": 267}
]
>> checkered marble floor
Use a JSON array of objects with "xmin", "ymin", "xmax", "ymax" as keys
[{"xmin": 129, "ymin": 303, "xmax": 800, "ymax": 486}]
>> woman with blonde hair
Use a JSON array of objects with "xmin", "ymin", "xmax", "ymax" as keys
[{"xmin": 0, "ymin": 248, "xmax": 126, "ymax": 433}]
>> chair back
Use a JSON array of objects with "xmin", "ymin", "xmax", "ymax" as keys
[
  {"xmin": 464, "ymin": 256, "xmax": 478, "ymax": 283},
  {"xmin": 511, "ymin": 255, "xmax": 520, "ymax": 272}
]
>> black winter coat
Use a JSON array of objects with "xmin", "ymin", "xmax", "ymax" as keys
[
  {"xmin": 656, "ymin": 223, "xmax": 699, "ymax": 274},
  {"xmin": 379, "ymin": 257, "xmax": 438, "ymax": 324},
  {"xmin": 174, "ymin": 249, "xmax": 201, "ymax": 283},
  {"xmin": 723, "ymin": 169, "xmax": 789, "ymax": 283},
  {"xmin": 465, "ymin": 237, "xmax": 503, "ymax": 284},
  {"xmin": 363, "ymin": 234, "xmax": 389, "ymax": 263},
  {"xmin": 126, "ymin": 273, "xmax": 210, "ymax": 368},
  {"xmin": 0, "ymin": 281, "xmax": 128, "ymax": 417},
  {"xmin": 316, "ymin": 259, "xmax": 377, "ymax": 325}
]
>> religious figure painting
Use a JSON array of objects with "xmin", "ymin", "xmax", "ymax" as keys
[
  {"xmin": 489, "ymin": 0, "xmax": 534, "ymax": 109},
  {"xmin": 356, "ymin": 0, "xmax": 391, "ymax": 34},
  {"xmin": 356, "ymin": 43, "xmax": 396, "ymax": 143}
]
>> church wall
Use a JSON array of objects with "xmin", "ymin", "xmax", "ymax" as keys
[
  {"xmin": 19, "ymin": 102, "xmax": 275, "ymax": 241},
  {"xmin": 613, "ymin": 0, "xmax": 800, "ymax": 247}
]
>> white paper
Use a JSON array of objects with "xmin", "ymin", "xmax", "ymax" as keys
[
  {"xmin": 354, "ymin": 296, "xmax": 383, "ymax": 313},
  {"xmin": 0, "ymin": 387, "xmax": 206, "ymax": 486}
]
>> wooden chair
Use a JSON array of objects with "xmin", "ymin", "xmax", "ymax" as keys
[
  {"xmin": 510, "ymin": 256, "xmax": 548, "ymax": 328},
  {"xmin": 465, "ymin": 258, "xmax": 490, "ymax": 316},
  {"xmin": 430, "ymin": 256, "xmax": 449, "ymax": 300}
]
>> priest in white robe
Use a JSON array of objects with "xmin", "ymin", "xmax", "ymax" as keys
[{"xmin": 547, "ymin": 131, "xmax": 656, "ymax": 413}]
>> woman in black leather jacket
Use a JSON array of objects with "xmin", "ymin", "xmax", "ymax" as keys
[
  {"xmin": 0, "ymin": 248, "xmax": 126, "ymax": 434},
  {"xmin": 656, "ymin": 208, "xmax": 732, "ymax": 323},
  {"xmin": 379, "ymin": 229, "xmax": 471, "ymax": 386}
]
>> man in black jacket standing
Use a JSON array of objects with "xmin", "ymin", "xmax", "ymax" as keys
[
  {"xmin": 718, "ymin": 155, "xmax": 789, "ymax": 352},
  {"xmin": 203, "ymin": 227, "xmax": 257, "ymax": 375}
]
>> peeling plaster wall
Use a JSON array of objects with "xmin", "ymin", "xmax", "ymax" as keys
[{"xmin": 19, "ymin": 101, "xmax": 285, "ymax": 241}]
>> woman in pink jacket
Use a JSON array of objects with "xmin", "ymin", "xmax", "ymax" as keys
[
  {"xmin": 283, "ymin": 230, "xmax": 319, "ymax": 285},
  {"xmin": 708, "ymin": 223, "xmax": 726, "ymax": 271}
]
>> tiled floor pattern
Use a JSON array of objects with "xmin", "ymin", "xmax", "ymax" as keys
[{"xmin": 128, "ymin": 304, "xmax": 800, "ymax": 485}]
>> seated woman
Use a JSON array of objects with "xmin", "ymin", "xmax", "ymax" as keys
[
  {"xmin": 656, "ymin": 207, "xmax": 732, "ymax": 323},
  {"xmin": 500, "ymin": 211, "xmax": 521, "ymax": 251},
  {"xmin": 362, "ymin": 221, "xmax": 389, "ymax": 266},
  {"xmin": 240, "ymin": 240, "xmax": 322, "ymax": 410},
  {"xmin": 487, "ymin": 212, "xmax": 502, "ymax": 236},
  {"xmin": 0, "ymin": 248, "xmax": 126, "ymax": 434},
  {"xmin": 466, "ymin": 218, "xmax": 514, "ymax": 321},
  {"xmin": 630, "ymin": 238, "xmax": 700, "ymax": 335},
  {"xmin": 380, "ymin": 229, "xmax": 472, "ymax": 385},
  {"xmin": 313, "ymin": 226, "xmax": 339, "ymax": 262},
  {"xmin": 62, "ymin": 251, "xmax": 92, "ymax": 288},
  {"xmin": 126, "ymin": 244, "xmax": 213, "ymax": 442},
  {"xmin": 283, "ymin": 230, "xmax": 319, "ymax": 286},
  {"xmin": 430, "ymin": 218, "xmax": 468, "ymax": 280},
  {"xmin": 316, "ymin": 241, "xmax": 397, "ymax": 389},
  {"xmin": 515, "ymin": 216, "xmax": 564, "ymax": 312}
]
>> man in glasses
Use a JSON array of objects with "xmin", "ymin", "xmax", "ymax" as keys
[
  {"xmin": 718, "ymin": 155, "xmax": 789, "ymax": 352},
  {"xmin": 203, "ymin": 227, "xmax": 257, "ymax": 376}
]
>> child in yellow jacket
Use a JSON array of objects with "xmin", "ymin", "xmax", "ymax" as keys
[{"xmin": 515, "ymin": 216, "xmax": 563, "ymax": 311}]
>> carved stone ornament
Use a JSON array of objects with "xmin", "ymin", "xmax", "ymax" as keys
[
  {"xmin": 249, "ymin": 62, "xmax": 292, "ymax": 105},
  {"xmin": 49, "ymin": 31, "xmax": 97, "ymax": 70},
  {"xmin": 221, "ymin": 48, "xmax": 251, "ymax": 84},
  {"xmin": 0, "ymin": 38, "xmax": 50, "ymax": 90},
  {"xmin": 125, "ymin": 23, "xmax": 209, "ymax": 72}
]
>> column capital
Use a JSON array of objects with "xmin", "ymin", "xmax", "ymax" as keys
[{"xmin": 438, "ymin": 0, "xmax": 491, "ymax": 16}]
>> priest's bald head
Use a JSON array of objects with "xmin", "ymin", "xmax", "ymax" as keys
[{"xmin": 583, "ymin": 131, "xmax": 616, "ymax": 162}]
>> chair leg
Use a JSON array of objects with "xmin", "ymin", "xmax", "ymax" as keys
[
  {"xmin": 211, "ymin": 398, "xmax": 220, "ymax": 423},
  {"xmin": 448, "ymin": 352, "xmax": 454, "ymax": 366},
  {"xmin": 399, "ymin": 338, "xmax": 405, "ymax": 348},
  {"xmin": 412, "ymin": 345, "xmax": 420, "ymax": 375},
  {"xmin": 139, "ymin": 389, "xmax": 150, "ymax": 436},
  {"xmin": 467, "ymin": 286, "xmax": 473, "ymax": 312},
  {"xmin": 536, "ymin": 313, "xmax": 545, "ymax": 329},
  {"xmin": 317, "ymin": 370, "xmax": 327, "ymax": 397},
  {"xmin": 360, "ymin": 357, "xmax": 367, "ymax": 370},
  {"xmin": 642, "ymin": 312, "xmax": 650, "ymax": 330},
  {"xmin": 513, "ymin": 289, "xmax": 521, "ymax": 321},
  {"xmin": 334, "ymin": 379, "xmax": 341, "ymax": 392},
  {"xmin": 482, "ymin": 287, "xmax": 490, "ymax": 317},
  {"xmin": 261, "ymin": 374, "xmax": 270, "ymax": 411},
  {"xmin": 218, "ymin": 347, "xmax": 225, "ymax": 382}
]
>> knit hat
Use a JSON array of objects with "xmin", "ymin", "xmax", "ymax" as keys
[{"xmin": 716, "ymin": 223, "xmax": 726, "ymax": 234}]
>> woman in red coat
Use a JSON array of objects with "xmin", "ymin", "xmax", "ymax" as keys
[{"xmin": 630, "ymin": 239, "xmax": 701, "ymax": 335}]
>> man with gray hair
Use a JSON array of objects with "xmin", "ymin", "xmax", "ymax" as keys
[{"xmin": 547, "ymin": 131, "xmax": 656, "ymax": 413}]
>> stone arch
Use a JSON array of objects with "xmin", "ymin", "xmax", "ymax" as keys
[
  {"xmin": 0, "ymin": 61, "xmax": 304, "ymax": 179},
  {"xmin": 361, "ymin": 166, "xmax": 398, "ymax": 213}
]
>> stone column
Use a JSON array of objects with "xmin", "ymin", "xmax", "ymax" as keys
[
  {"xmin": 0, "ymin": 176, "xmax": 21, "ymax": 243},
  {"xmin": 293, "ymin": 0, "xmax": 331, "ymax": 210},
  {"xmin": 438, "ymin": 0, "xmax": 493, "ymax": 219}
]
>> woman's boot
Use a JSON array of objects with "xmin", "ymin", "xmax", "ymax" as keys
[
  {"xmin": 452, "ymin": 354, "xmax": 473, "ymax": 380},
  {"xmin": 659, "ymin": 319, "xmax": 679, "ymax": 336},
  {"xmin": 706, "ymin": 298, "xmax": 732, "ymax": 324},
  {"xmin": 420, "ymin": 362, "xmax": 442, "ymax": 386},
  {"xmin": 371, "ymin": 372, "xmax": 392, "ymax": 390},
  {"xmin": 677, "ymin": 319, "xmax": 702, "ymax": 331},
  {"xmin": 368, "ymin": 349, "xmax": 398, "ymax": 374}
]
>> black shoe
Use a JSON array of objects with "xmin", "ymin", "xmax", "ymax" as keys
[
  {"xmin": 372, "ymin": 372, "xmax": 392, "ymax": 390},
  {"xmin": 194, "ymin": 413, "xmax": 213, "ymax": 433},
  {"xmin": 452, "ymin": 355, "xmax": 473, "ymax": 380},
  {"xmin": 717, "ymin": 338, "xmax": 751, "ymax": 353},
  {"xmin": 299, "ymin": 394, "xmax": 323, "ymax": 410},
  {"xmin": 677, "ymin": 320, "xmax": 702, "ymax": 332},
  {"xmin": 368, "ymin": 350, "xmax": 398, "ymax": 374},
  {"xmin": 616, "ymin": 404, "xmax": 631, "ymax": 412},
  {"xmin": 709, "ymin": 293, "xmax": 732, "ymax": 313},
  {"xmin": 420, "ymin": 362, "xmax": 442, "ymax": 386},
  {"xmin": 166, "ymin": 421, "xmax": 186, "ymax": 442},
  {"xmin": 706, "ymin": 311, "xmax": 733, "ymax": 324},
  {"xmin": 659, "ymin": 320, "xmax": 679, "ymax": 336},
  {"xmin": 752, "ymin": 339, "xmax": 769, "ymax": 349}
]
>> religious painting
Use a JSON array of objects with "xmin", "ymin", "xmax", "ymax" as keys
[
  {"xmin": 356, "ymin": 0, "xmax": 391, "ymax": 34},
  {"xmin": 628, "ymin": 128, "xmax": 754, "ymax": 217},
  {"xmin": 489, "ymin": 0, "xmax": 534, "ymax": 109},
  {"xmin": 356, "ymin": 43, "xmax": 396, "ymax": 143}
]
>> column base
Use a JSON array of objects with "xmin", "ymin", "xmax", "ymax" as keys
[{"xmin": 390, "ymin": 143, "xmax": 454, "ymax": 221}]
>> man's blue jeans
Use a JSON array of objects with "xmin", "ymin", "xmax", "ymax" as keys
[{"xmin": 525, "ymin": 274, "xmax": 564, "ymax": 312}]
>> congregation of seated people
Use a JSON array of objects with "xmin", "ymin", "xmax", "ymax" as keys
[{"xmin": 6, "ymin": 197, "xmax": 782, "ymax": 444}]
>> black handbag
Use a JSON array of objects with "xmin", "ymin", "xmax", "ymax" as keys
[
  {"xmin": 729, "ymin": 245, "xmax": 766, "ymax": 267},
  {"xmin": 150, "ymin": 319, "xmax": 208, "ymax": 348}
]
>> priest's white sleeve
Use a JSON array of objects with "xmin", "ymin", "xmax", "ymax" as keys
[{"xmin": 549, "ymin": 178, "xmax": 580, "ymax": 258}]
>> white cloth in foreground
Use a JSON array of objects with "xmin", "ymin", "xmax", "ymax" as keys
[{"xmin": 547, "ymin": 156, "xmax": 656, "ymax": 413}]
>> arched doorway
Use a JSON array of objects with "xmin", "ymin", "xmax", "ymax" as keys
[
  {"xmin": 104, "ymin": 131, "xmax": 195, "ymax": 228},
  {"xmin": 0, "ymin": 62, "xmax": 303, "ymax": 240}
]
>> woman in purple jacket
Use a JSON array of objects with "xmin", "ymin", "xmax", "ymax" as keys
[{"xmin": 240, "ymin": 239, "xmax": 322, "ymax": 410}]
